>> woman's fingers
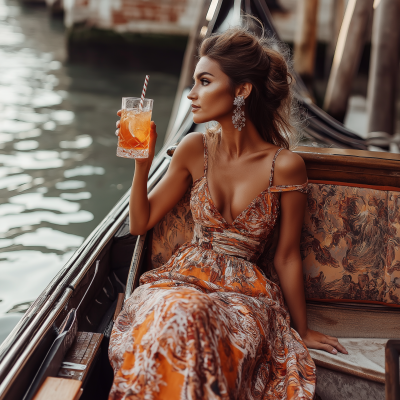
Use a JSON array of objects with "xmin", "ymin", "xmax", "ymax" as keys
[
  {"xmin": 135, "ymin": 122, "xmax": 157, "ymax": 164},
  {"xmin": 325, "ymin": 335, "xmax": 348, "ymax": 354},
  {"xmin": 336, "ymin": 342, "xmax": 348, "ymax": 354},
  {"xmin": 150, "ymin": 121, "xmax": 157, "ymax": 136},
  {"xmin": 318, "ymin": 343, "xmax": 338, "ymax": 355},
  {"xmin": 330, "ymin": 340, "xmax": 347, "ymax": 354},
  {"xmin": 148, "ymin": 121, "xmax": 157, "ymax": 156},
  {"xmin": 149, "ymin": 121, "xmax": 157, "ymax": 142},
  {"xmin": 115, "ymin": 110, "xmax": 122, "ymax": 136},
  {"xmin": 303, "ymin": 330, "xmax": 348, "ymax": 356}
]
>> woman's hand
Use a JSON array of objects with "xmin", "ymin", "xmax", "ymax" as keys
[
  {"xmin": 115, "ymin": 109, "xmax": 122, "ymax": 136},
  {"xmin": 115, "ymin": 109, "xmax": 157, "ymax": 168},
  {"xmin": 301, "ymin": 328, "xmax": 348, "ymax": 355}
]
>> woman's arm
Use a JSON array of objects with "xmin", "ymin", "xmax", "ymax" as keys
[
  {"xmin": 273, "ymin": 150, "xmax": 347, "ymax": 355},
  {"xmin": 116, "ymin": 112, "xmax": 204, "ymax": 235}
]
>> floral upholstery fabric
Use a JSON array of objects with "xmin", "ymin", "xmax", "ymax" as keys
[
  {"xmin": 385, "ymin": 191, "xmax": 400, "ymax": 305},
  {"xmin": 150, "ymin": 181, "xmax": 400, "ymax": 307},
  {"xmin": 151, "ymin": 187, "xmax": 194, "ymax": 269},
  {"xmin": 301, "ymin": 183, "xmax": 400, "ymax": 306}
]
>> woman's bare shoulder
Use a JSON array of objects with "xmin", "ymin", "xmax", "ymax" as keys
[
  {"xmin": 169, "ymin": 132, "xmax": 204, "ymax": 178},
  {"xmin": 273, "ymin": 148, "xmax": 307, "ymax": 186},
  {"xmin": 173, "ymin": 132, "xmax": 204, "ymax": 160},
  {"xmin": 178, "ymin": 132, "xmax": 204, "ymax": 150}
]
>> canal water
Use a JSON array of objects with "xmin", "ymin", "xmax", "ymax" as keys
[{"xmin": 0, "ymin": 0, "xmax": 178, "ymax": 342}]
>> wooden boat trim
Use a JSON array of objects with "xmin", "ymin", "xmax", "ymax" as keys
[
  {"xmin": 296, "ymin": 146, "xmax": 400, "ymax": 187},
  {"xmin": 125, "ymin": 235, "xmax": 147, "ymax": 301},
  {"xmin": 295, "ymin": 146, "xmax": 400, "ymax": 160},
  {"xmin": 0, "ymin": 289, "xmax": 73, "ymax": 400},
  {"xmin": 125, "ymin": 158, "xmax": 170, "ymax": 300},
  {"xmin": 386, "ymin": 340, "xmax": 400, "ymax": 400}
]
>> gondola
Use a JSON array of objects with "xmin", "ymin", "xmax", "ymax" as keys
[{"xmin": 1, "ymin": 1, "xmax": 399, "ymax": 399}]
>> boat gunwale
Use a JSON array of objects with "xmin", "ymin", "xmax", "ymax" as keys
[
  {"xmin": 0, "ymin": 115, "xmax": 193, "ymax": 398},
  {"xmin": 0, "ymin": 289, "xmax": 73, "ymax": 400}
]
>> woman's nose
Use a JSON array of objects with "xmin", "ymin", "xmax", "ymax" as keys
[{"xmin": 187, "ymin": 86, "xmax": 197, "ymax": 100}]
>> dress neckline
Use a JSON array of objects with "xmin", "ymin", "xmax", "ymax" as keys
[
  {"xmin": 204, "ymin": 177, "xmax": 280, "ymax": 227},
  {"xmin": 200, "ymin": 133, "xmax": 283, "ymax": 227}
]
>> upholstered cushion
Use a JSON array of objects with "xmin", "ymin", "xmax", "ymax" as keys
[
  {"xmin": 150, "ymin": 182, "xmax": 400, "ymax": 306},
  {"xmin": 387, "ymin": 191, "xmax": 400, "ymax": 304},
  {"xmin": 148, "ymin": 182, "xmax": 399, "ymax": 386},
  {"xmin": 310, "ymin": 338, "xmax": 387, "ymax": 383},
  {"xmin": 301, "ymin": 183, "xmax": 400, "ymax": 306},
  {"xmin": 151, "ymin": 188, "xmax": 194, "ymax": 269}
]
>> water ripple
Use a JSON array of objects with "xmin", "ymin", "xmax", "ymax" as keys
[
  {"xmin": 0, "ymin": 210, "xmax": 94, "ymax": 234},
  {"xmin": 64, "ymin": 165, "xmax": 105, "ymax": 178}
]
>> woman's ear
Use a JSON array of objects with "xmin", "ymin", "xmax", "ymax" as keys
[{"xmin": 235, "ymin": 83, "xmax": 252, "ymax": 100}]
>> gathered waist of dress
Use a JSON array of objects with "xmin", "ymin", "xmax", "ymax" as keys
[{"xmin": 192, "ymin": 223, "xmax": 264, "ymax": 263}]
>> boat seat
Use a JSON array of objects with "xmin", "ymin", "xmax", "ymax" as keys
[
  {"xmin": 57, "ymin": 332, "xmax": 103, "ymax": 382},
  {"xmin": 33, "ymin": 377, "xmax": 82, "ymax": 400},
  {"xmin": 150, "ymin": 182, "xmax": 400, "ymax": 307},
  {"xmin": 147, "ymin": 178, "xmax": 400, "ymax": 398},
  {"xmin": 309, "ymin": 338, "xmax": 386, "ymax": 383}
]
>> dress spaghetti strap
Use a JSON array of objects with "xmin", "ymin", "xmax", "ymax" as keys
[
  {"xmin": 268, "ymin": 147, "xmax": 285, "ymax": 188},
  {"xmin": 268, "ymin": 147, "xmax": 309, "ymax": 194},
  {"xmin": 202, "ymin": 133, "xmax": 209, "ymax": 176}
]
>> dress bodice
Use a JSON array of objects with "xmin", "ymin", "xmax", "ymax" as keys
[{"xmin": 190, "ymin": 134, "xmax": 309, "ymax": 263}]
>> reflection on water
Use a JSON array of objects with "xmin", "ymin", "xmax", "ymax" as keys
[{"xmin": 0, "ymin": 0, "xmax": 178, "ymax": 342}]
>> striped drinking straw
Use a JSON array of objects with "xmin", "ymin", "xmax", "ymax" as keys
[{"xmin": 140, "ymin": 75, "xmax": 150, "ymax": 110}]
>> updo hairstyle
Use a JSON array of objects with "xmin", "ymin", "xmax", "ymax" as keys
[{"xmin": 199, "ymin": 26, "xmax": 301, "ymax": 149}]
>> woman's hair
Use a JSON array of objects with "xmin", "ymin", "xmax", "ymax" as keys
[{"xmin": 199, "ymin": 25, "xmax": 302, "ymax": 150}]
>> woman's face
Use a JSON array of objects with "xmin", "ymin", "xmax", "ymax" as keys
[{"xmin": 187, "ymin": 56, "xmax": 234, "ymax": 124}]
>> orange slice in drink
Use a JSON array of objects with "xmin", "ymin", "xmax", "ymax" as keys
[{"xmin": 128, "ymin": 111, "xmax": 150, "ymax": 144}]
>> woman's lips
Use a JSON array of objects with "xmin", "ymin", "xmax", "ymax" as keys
[{"xmin": 191, "ymin": 105, "xmax": 200, "ymax": 112}]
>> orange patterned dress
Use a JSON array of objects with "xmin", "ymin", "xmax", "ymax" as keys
[{"xmin": 108, "ymin": 134, "xmax": 316, "ymax": 400}]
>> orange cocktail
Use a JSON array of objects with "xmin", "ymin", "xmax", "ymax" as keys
[{"xmin": 117, "ymin": 97, "xmax": 153, "ymax": 159}]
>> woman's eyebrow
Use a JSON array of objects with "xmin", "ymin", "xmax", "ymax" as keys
[{"xmin": 193, "ymin": 72, "xmax": 214, "ymax": 80}]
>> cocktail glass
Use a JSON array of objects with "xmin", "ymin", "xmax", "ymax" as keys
[{"xmin": 117, "ymin": 97, "xmax": 153, "ymax": 159}]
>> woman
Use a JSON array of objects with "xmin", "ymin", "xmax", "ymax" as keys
[{"xmin": 109, "ymin": 27, "xmax": 347, "ymax": 400}]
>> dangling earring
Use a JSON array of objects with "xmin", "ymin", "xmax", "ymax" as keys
[{"xmin": 232, "ymin": 95, "xmax": 245, "ymax": 131}]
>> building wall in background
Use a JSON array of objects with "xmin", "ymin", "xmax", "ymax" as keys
[{"xmin": 64, "ymin": 0, "xmax": 202, "ymax": 35}]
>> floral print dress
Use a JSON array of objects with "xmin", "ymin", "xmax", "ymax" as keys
[{"xmin": 108, "ymin": 134, "xmax": 316, "ymax": 400}]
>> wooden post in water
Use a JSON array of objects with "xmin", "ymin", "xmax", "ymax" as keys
[
  {"xmin": 293, "ymin": 0, "xmax": 319, "ymax": 87},
  {"xmin": 323, "ymin": 0, "xmax": 373, "ymax": 122},
  {"xmin": 367, "ymin": 0, "xmax": 400, "ymax": 137},
  {"xmin": 324, "ymin": 0, "xmax": 345, "ymax": 78}
]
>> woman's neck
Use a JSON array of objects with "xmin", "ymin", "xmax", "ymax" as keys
[{"xmin": 217, "ymin": 116, "xmax": 267, "ymax": 158}]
